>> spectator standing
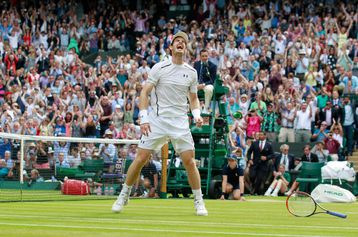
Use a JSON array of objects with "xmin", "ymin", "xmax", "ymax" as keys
[
  {"xmin": 247, "ymin": 132, "xmax": 274, "ymax": 195},
  {"xmin": 319, "ymin": 101, "xmax": 334, "ymax": 128},
  {"xmin": 245, "ymin": 108, "xmax": 262, "ymax": 140},
  {"xmin": 295, "ymin": 103, "xmax": 312, "ymax": 143},
  {"xmin": 294, "ymin": 49, "xmax": 309, "ymax": 81},
  {"xmin": 250, "ymin": 93, "xmax": 267, "ymax": 116},
  {"xmin": 99, "ymin": 96, "xmax": 112, "ymax": 137},
  {"xmin": 99, "ymin": 130, "xmax": 117, "ymax": 163},
  {"xmin": 311, "ymin": 121, "xmax": 330, "ymax": 142},
  {"xmin": 278, "ymin": 102, "xmax": 295, "ymax": 142},
  {"xmin": 331, "ymin": 122, "xmax": 344, "ymax": 148},
  {"xmin": 261, "ymin": 103, "xmax": 279, "ymax": 142},
  {"xmin": 341, "ymin": 96, "xmax": 355, "ymax": 156}
]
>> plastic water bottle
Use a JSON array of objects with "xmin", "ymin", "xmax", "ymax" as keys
[
  {"xmin": 200, "ymin": 157, "xmax": 205, "ymax": 168},
  {"xmin": 96, "ymin": 186, "xmax": 102, "ymax": 196},
  {"xmin": 109, "ymin": 187, "xmax": 114, "ymax": 196},
  {"xmin": 104, "ymin": 186, "xmax": 109, "ymax": 196}
]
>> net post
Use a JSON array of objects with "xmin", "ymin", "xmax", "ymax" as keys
[
  {"xmin": 20, "ymin": 138, "xmax": 25, "ymax": 202},
  {"xmin": 160, "ymin": 143, "xmax": 168, "ymax": 199}
]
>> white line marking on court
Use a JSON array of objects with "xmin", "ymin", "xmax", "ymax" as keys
[
  {"xmin": 4, "ymin": 204, "xmax": 355, "ymax": 216},
  {"xmin": 0, "ymin": 214, "xmax": 356, "ymax": 231},
  {"xmin": 0, "ymin": 221, "xmax": 341, "ymax": 237}
]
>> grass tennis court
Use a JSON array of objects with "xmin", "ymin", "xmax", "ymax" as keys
[{"xmin": 0, "ymin": 197, "xmax": 357, "ymax": 237}]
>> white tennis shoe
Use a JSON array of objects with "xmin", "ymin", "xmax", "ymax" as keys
[
  {"xmin": 194, "ymin": 199, "xmax": 208, "ymax": 216},
  {"xmin": 112, "ymin": 193, "xmax": 129, "ymax": 213}
]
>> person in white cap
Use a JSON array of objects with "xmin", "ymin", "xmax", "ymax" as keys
[
  {"xmin": 294, "ymin": 49, "xmax": 309, "ymax": 81},
  {"xmin": 112, "ymin": 31, "xmax": 208, "ymax": 216}
]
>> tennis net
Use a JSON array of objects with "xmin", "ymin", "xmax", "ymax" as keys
[{"xmin": 0, "ymin": 132, "xmax": 139, "ymax": 202}]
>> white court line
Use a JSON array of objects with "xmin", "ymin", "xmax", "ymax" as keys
[
  {"xmin": 0, "ymin": 214, "xmax": 356, "ymax": 231},
  {"xmin": 3, "ymin": 204, "xmax": 355, "ymax": 215},
  {"xmin": 0, "ymin": 221, "xmax": 341, "ymax": 237}
]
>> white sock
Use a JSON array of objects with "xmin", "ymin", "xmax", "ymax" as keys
[
  {"xmin": 265, "ymin": 187, "xmax": 273, "ymax": 195},
  {"xmin": 121, "ymin": 183, "xmax": 132, "ymax": 196},
  {"xmin": 192, "ymin": 189, "xmax": 203, "ymax": 201},
  {"xmin": 273, "ymin": 183, "xmax": 282, "ymax": 195}
]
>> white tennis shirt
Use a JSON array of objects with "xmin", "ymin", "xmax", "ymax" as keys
[{"xmin": 147, "ymin": 60, "xmax": 198, "ymax": 118}]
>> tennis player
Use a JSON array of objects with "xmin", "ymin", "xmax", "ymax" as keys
[{"xmin": 112, "ymin": 31, "xmax": 208, "ymax": 216}]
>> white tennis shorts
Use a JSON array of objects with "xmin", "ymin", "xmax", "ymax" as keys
[{"xmin": 138, "ymin": 112, "xmax": 194, "ymax": 154}]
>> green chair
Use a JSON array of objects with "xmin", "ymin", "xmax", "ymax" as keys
[
  {"xmin": 56, "ymin": 167, "xmax": 95, "ymax": 180},
  {"xmin": 295, "ymin": 162, "xmax": 325, "ymax": 193},
  {"xmin": 83, "ymin": 159, "xmax": 104, "ymax": 173},
  {"xmin": 82, "ymin": 159, "xmax": 105, "ymax": 181},
  {"xmin": 56, "ymin": 167, "xmax": 84, "ymax": 178}
]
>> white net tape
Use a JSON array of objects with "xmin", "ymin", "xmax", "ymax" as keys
[{"xmin": 0, "ymin": 132, "xmax": 140, "ymax": 145}]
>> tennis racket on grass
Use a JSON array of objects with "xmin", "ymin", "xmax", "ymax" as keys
[{"xmin": 286, "ymin": 191, "xmax": 347, "ymax": 219}]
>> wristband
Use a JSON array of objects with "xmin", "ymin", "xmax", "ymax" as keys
[
  {"xmin": 192, "ymin": 108, "xmax": 201, "ymax": 120},
  {"xmin": 139, "ymin": 110, "xmax": 149, "ymax": 124},
  {"xmin": 221, "ymin": 192, "xmax": 226, "ymax": 196}
]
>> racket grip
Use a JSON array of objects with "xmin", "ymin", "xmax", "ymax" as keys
[{"xmin": 327, "ymin": 211, "xmax": 347, "ymax": 219}]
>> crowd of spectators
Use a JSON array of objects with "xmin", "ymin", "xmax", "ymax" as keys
[{"xmin": 0, "ymin": 1, "xmax": 356, "ymax": 194}]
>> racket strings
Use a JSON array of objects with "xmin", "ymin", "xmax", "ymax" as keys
[{"xmin": 287, "ymin": 193, "xmax": 316, "ymax": 217}]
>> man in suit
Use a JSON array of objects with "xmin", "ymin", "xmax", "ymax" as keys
[
  {"xmin": 284, "ymin": 144, "xmax": 319, "ymax": 196},
  {"xmin": 341, "ymin": 95, "xmax": 356, "ymax": 156},
  {"xmin": 318, "ymin": 101, "xmax": 335, "ymax": 128},
  {"xmin": 193, "ymin": 49, "xmax": 217, "ymax": 113},
  {"xmin": 348, "ymin": 40, "xmax": 357, "ymax": 62},
  {"xmin": 301, "ymin": 145, "xmax": 319, "ymax": 162},
  {"xmin": 272, "ymin": 144, "xmax": 295, "ymax": 175},
  {"xmin": 247, "ymin": 132, "xmax": 274, "ymax": 195}
]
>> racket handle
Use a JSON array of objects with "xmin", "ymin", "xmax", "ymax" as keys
[{"xmin": 326, "ymin": 211, "xmax": 347, "ymax": 219}]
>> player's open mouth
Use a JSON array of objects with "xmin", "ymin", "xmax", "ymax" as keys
[{"xmin": 177, "ymin": 45, "xmax": 183, "ymax": 50}]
